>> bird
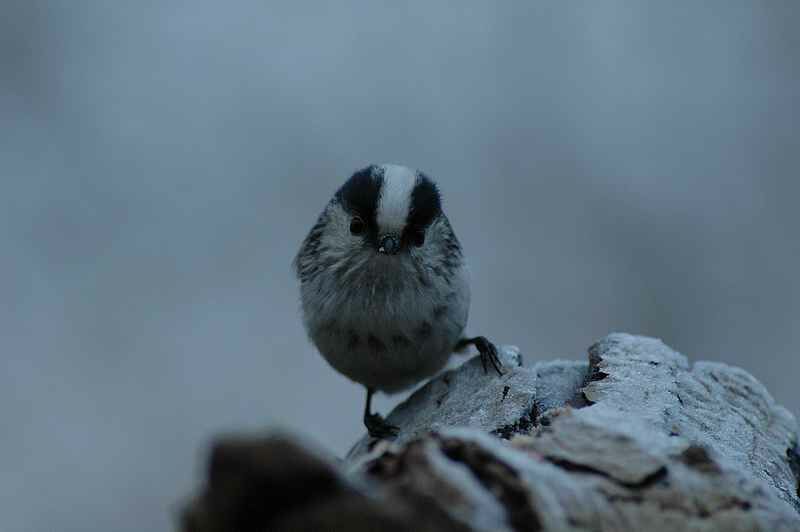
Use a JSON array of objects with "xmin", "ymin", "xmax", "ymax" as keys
[{"xmin": 294, "ymin": 164, "xmax": 503, "ymax": 438}]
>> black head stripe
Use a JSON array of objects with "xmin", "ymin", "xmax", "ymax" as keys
[
  {"xmin": 407, "ymin": 172, "xmax": 442, "ymax": 229},
  {"xmin": 335, "ymin": 165, "xmax": 385, "ymax": 229}
]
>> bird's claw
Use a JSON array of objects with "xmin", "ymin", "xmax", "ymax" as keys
[
  {"xmin": 365, "ymin": 413, "xmax": 399, "ymax": 439},
  {"xmin": 474, "ymin": 336, "xmax": 504, "ymax": 376}
]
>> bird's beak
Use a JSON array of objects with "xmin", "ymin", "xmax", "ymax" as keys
[{"xmin": 378, "ymin": 234, "xmax": 400, "ymax": 255}]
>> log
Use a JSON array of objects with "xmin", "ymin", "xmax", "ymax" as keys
[{"xmin": 180, "ymin": 334, "xmax": 800, "ymax": 531}]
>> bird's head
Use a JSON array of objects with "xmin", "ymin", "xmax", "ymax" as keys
[
  {"xmin": 332, "ymin": 163, "xmax": 442, "ymax": 259},
  {"xmin": 294, "ymin": 163, "xmax": 458, "ymax": 286}
]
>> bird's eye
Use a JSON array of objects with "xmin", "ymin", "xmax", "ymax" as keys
[
  {"xmin": 349, "ymin": 217, "xmax": 365, "ymax": 235},
  {"xmin": 411, "ymin": 230, "xmax": 425, "ymax": 247}
]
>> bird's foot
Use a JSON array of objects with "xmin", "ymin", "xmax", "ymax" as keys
[
  {"xmin": 473, "ymin": 336, "xmax": 504, "ymax": 376},
  {"xmin": 365, "ymin": 412, "xmax": 399, "ymax": 439}
]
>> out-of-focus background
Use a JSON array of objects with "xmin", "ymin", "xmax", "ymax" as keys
[{"xmin": 1, "ymin": 1, "xmax": 798, "ymax": 530}]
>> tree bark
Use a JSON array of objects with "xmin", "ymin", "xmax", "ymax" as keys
[{"xmin": 181, "ymin": 334, "xmax": 800, "ymax": 531}]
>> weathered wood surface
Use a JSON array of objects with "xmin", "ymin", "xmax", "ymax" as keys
[{"xmin": 181, "ymin": 334, "xmax": 800, "ymax": 531}]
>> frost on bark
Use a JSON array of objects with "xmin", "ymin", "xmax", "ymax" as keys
[{"xmin": 181, "ymin": 334, "xmax": 800, "ymax": 532}]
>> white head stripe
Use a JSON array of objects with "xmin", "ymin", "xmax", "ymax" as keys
[{"xmin": 376, "ymin": 164, "xmax": 417, "ymax": 231}]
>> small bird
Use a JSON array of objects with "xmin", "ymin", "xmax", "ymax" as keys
[{"xmin": 294, "ymin": 164, "xmax": 502, "ymax": 438}]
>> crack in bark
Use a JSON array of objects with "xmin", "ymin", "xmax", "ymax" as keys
[
  {"xmin": 679, "ymin": 444, "xmax": 721, "ymax": 474},
  {"xmin": 436, "ymin": 436, "xmax": 543, "ymax": 532},
  {"xmin": 604, "ymin": 492, "xmax": 751, "ymax": 519},
  {"xmin": 544, "ymin": 456, "xmax": 668, "ymax": 490},
  {"xmin": 363, "ymin": 441, "xmax": 481, "ymax": 531},
  {"xmin": 583, "ymin": 341, "xmax": 609, "ymax": 406},
  {"xmin": 587, "ymin": 341, "xmax": 609, "ymax": 383},
  {"xmin": 492, "ymin": 401, "xmax": 539, "ymax": 440}
]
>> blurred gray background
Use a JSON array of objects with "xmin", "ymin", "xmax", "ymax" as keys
[{"xmin": 1, "ymin": 1, "xmax": 798, "ymax": 530}]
